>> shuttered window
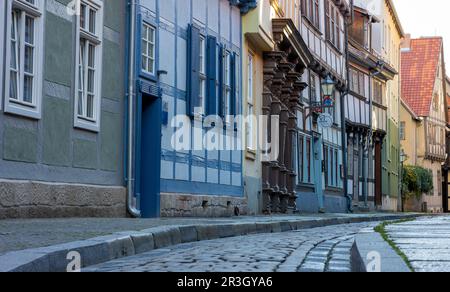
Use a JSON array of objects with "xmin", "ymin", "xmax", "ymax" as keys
[{"xmin": 187, "ymin": 25, "xmax": 200, "ymax": 117}]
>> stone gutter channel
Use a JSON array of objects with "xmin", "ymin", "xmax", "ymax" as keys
[{"xmin": 0, "ymin": 214, "xmax": 419, "ymax": 272}]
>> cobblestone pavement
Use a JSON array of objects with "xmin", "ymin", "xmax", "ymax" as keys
[
  {"xmin": 85, "ymin": 222, "xmax": 378, "ymax": 272},
  {"xmin": 386, "ymin": 216, "xmax": 450, "ymax": 272},
  {"xmin": 0, "ymin": 213, "xmax": 400, "ymax": 255}
]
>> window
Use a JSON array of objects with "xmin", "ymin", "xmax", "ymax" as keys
[
  {"xmin": 310, "ymin": 72, "xmax": 318, "ymax": 102},
  {"xmin": 198, "ymin": 36, "xmax": 206, "ymax": 115},
  {"xmin": 246, "ymin": 52, "xmax": 255, "ymax": 150},
  {"xmin": 400, "ymin": 122, "xmax": 406, "ymax": 141},
  {"xmin": 349, "ymin": 68, "xmax": 367, "ymax": 97},
  {"xmin": 75, "ymin": 0, "xmax": 103, "ymax": 132},
  {"xmin": 324, "ymin": 144, "xmax": 340, "ymax": 188},
  {"xmin": 142, "ymin": 23, "xmax": 155, "ymax": 75},
  {"xmin": 301, "ymin": 0, "xmax": 320, "ymax": 29},
  {"xmin": 4, "ymin": 0, "xmax": 44, "ymax": 119},
  {"xmin": 373, "ymin": 79, "xmax": 384, "ymax": 104},
  {"xmin": 325, "ymin": 0, "xmax": 342, "ymax": 51},
  {"xmin": 223, "ymin": 51, "xmax": 232, "ymax": 121},
  {"xmin": 297, "ymin": 135, "xmax": 304, "ymax": 183},
  {"xmin": 433, "ymin": 93, "xmax": 439, "ymax": 111}
]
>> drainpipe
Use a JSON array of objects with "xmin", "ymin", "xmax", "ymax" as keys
[
  {"xmin": 341, "ymin": 0, "xmax": 354, "ymax": 213},
  {"xmin": 127, "ymin": 0, "xmax": 141, "ymax": 218}
]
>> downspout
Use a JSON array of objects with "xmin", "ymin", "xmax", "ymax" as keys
[
  {"xmin": 341, "ymin": 0, "xmax": 354, "ymax": 213},
  {"xmin": 127, "ymin": 0, "xmax": 141, "ymax": 218}
]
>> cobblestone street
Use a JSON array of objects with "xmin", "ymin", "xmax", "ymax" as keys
[
  {"xmin": 387, "ymin": 216, "xmax": 450, "ymax": 272},
  {"xmin": 85, "ymin": 222, "xmax": 378, "ymax": 272}
]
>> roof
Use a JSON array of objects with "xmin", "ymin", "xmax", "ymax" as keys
[{"xmin": 401, "ymin": 37, "xmax": 443, "ymax": 117}]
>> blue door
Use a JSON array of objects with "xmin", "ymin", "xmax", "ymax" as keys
[{"xmin": 139, "ymin": 90, "xmax": 162, "ymax": 218}]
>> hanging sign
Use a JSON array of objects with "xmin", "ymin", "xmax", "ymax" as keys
[{"xmin": 317, "ymin": 113, "xmax": 334, "ymax": 128}]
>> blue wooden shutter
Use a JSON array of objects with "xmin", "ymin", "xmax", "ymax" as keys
[
  {"xmin": 206, "ymin": 36, "xmax": 217, "ymax": 116},
  {"xmin": 230, "ymin": 52, "xmax": 237, "ymax": 116},
  {"xmin": 218, "ymin": 45, "xmax": 224, "ymax": 118},
  {"xmin": 187, "ymin": 25, "xmax": 200, "ymax": 117}
]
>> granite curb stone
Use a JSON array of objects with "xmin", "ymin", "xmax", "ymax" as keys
[{"xmin": 0, "ymin": 213, "xmax": 420, "ymax": 272}]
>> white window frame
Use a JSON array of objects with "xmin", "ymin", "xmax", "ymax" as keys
[
  {"xmin": 223, "ymin": 50, "xmax": 232, "ymax": 122},
  {"xmin": 74, "ymin": 0, "xmax": 103, "ymax": 132},
  {"xmin": 4, "ymin": 0, "xmax": 44, "ymax": 119},
  {"xmin": 198, "ymin": 36, "xmax": 206, "ymax": 116},
  {"xmin": 246, "ymin": 52, "xmax": 255, "ymax": 151},
  {"xmin": 141, "ymin": 22, "xmax": 155, "ymax": 76}
]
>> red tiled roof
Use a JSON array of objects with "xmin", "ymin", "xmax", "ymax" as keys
[{"xmin": 401, "ymin": 37, "xmax": 443, "ymax": 117}]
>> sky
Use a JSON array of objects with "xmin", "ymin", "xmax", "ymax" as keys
[{"xmin": 394, "ymin": 0, "xmax": 450, "ymax": 71}]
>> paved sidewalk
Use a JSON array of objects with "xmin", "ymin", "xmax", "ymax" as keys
[
  {"xmin": 0, "ymin": 213, "xmax": 418, "ymax": 256},
  {"xmin": 386, "ymin": 216, "xmax": 450, "ymax": 272}
]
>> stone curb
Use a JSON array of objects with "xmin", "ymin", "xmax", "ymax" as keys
[
  {"xmin": 0, "ymin": 214, "xmax": 419, "ymax": 272},
  {"xmin": 351, "ymin": 230, "xmax": 412, "ymax": 273}
]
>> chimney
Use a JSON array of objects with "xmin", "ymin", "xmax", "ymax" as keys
[{"xmin": 401, "ymin": 34, "xmax": 412, "ymax": 51}]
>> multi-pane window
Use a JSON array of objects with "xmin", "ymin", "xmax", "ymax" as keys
[
  {"xmin": 198, "ymin": 37, "xmax": 206, "ymax": 115},
  {"xmin": 373, "ymin": 79, "xmax": 384, "ymax": 104},
  {"xmin": 142, "ymin": 23, "xmax": 155, "ymax": 75},
  {"xmin": 5, "ymin": 0, "xmax": 43, "ymax": 118},
  {"xmin": 223, "ymin": 51, "xmax": 232, "ymax": 121},
  {"xmin": 297, "ymin": 134, "xmax": 312, "ymax": 184},
  {"xmin": 325, "ymin": 0, "xmax": 342, "ymax": 51},
  {"xmin": 310, "ymin": 73, "xmax": 318, "ymax": 102},
  {"xmin": 75, "ymin": 0, "xmax": 103, "ymax": 131},
  {"xmin": 247, "ymin": 53, "xmax": 255, "ymax": 150},
  {"xmin": 301, "ymin": 0, "xmax": 320, "ymax": 29},
  {"xmin": 400, "ymin": 122, "xmax": 406, "ymax": 141},
  {"xmin": 349, "ymin": 68, "xmax": 367, "ymax": 97},
  {"xmin": 324, "ymin": 145, "xmax": 340, "ymax": 188}
]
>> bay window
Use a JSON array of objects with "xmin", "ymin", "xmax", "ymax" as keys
[
  {"xmin": 4, "ymin": 0, "xmax": 44, "ymax": 119},
  {"xmin": 75, "ymin": 0, "xmax": 103, "ymax": 132}
]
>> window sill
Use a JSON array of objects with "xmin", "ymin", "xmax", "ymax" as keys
[
  {"xmin": 75, "ymin": 118, "xmax": 100, "ymax": 133},
  {"xmin": 4, "ymin": 102, "xmax": 41, "ymax": 120}
]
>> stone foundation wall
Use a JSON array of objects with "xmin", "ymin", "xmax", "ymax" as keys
[
  {"xmin": 160, "ymin": 193, "xmax": 248, "ymax": 217},
  {"xmin": 0, "ymin": 180, "xmax": 126, "ymax": 219}
]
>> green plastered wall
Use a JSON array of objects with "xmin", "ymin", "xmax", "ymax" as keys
[{"xmin": 0, "ymin": 0, "xmax": 126, "ymax": 186}]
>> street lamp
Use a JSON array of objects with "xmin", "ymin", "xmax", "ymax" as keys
[{"xmin": 321, "ymin": 75, "xmax": 336, "ymax": 97}]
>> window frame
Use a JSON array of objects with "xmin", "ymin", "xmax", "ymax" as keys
[
  {"xmin": 74, "ymin": 0, "xmax": 103, "ymax": 132},
  {"xmin": 141, "ymin": 22, "xmax": 156, "ymax": 77},
  {"xmin": 301, "ymin": 0, "xmax": 320, "ymax": 30},
  {"xmin": 400, "ymin": 121, "xmax": 406, "ymax": 141},
  {"xmin": 223, "ymin": 50, "xmax": 232, "ymax": 122},
  {"xmin": 246, "ymin": 51, "xmax": 255, "ymax": 151},
  {"xmin": 197, "ymin": 35, "xmax": 206, "ymax": 116},
  {"xmin": 297, "ymin": 133, "xmax": 313, "ymax": 185},
  {"xmin": 4, "ymin": 0, "xmax": 44, "ymax": 119}
]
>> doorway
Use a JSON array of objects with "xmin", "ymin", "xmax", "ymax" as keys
[{"xmin": 139, "ymin": 92, "xmax": 162, "ymax": 218}]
